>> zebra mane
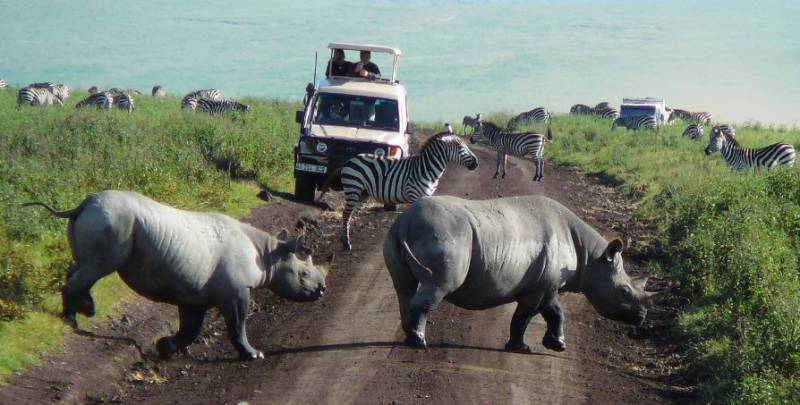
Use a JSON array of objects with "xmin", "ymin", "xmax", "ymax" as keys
[
  {"xmin": 481, "ymin": 121, "xmax": 504, "ymax": 132},
  {"xmin": 715, "ymin": 127, "xmax": 739, "ymax": 146},
  {"xmin": 419, "ymin": 132, "xmax": 457, "ymax": 152}
]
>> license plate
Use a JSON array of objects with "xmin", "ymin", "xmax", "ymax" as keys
[{"xmin": 295, "ymin": 163, "xmax": 327, "ymax": 174}]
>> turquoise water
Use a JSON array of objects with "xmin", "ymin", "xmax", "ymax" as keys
[{"xmin": 1, "ymin": 0, "xmax": 798, "ymax": 125}]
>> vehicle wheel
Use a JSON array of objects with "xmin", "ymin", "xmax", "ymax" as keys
[{"xmin": 294, "ymin": 173, "xmax": 316, "ymax": 203}]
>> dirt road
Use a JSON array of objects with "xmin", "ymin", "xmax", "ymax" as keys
[{"xmin": 0, "ymin": 139, "xmax": 676, "ymax": 404}]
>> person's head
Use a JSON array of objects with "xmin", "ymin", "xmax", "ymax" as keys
[
  {"xmin": 332, "ymin": 49, "xmax": 345, "ymax": 63},
  {"xmin": 360, "ymin": 51, "xmax": 371, "ymax": 63}
]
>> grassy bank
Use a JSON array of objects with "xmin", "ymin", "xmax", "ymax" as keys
[
  {"xmin": 0, "ymin": 88, "xmax": 301, "ymax": 381},
  {"xmin": 478, "ymin": 113, "xmax": 800, "ymax": 403}
]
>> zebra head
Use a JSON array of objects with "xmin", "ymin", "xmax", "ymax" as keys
[
  {"xmin": 427, "ymin": 133, "xmax": 478, "ymax": 170},
  {"xmin": 469, "ymin": 121, "xmax": 485, "ymax": 144},
  {"xmin": 704, "ymin": 126, "xmax": 728, "ymax": 155}
]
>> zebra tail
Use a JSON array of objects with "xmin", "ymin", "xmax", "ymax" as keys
[
  {"xmin": 22, "ymin": 200, "xmax": 88, "ymax": 219},
  {"xmin": 546, "ymin": 126, "xmax": 553, "ymax": 142},
  {"xmin": 315, "ymin": 167, "xmax": 343, "ymax": 202}
]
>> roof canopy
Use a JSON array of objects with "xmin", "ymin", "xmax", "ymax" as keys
[{"xmin": 328, "ymin": 42, "xmax": 402, "ymax": 56}]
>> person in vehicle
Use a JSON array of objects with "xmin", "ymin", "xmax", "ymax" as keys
[
  {"xmin": 326, "ymin": 49, "xmax": 352, "ymax": 77},
  {"xmin": 353, "ymin": 51, "xmax": 381, "ymax": 79}
]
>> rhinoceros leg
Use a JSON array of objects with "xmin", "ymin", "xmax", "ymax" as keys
[
  {"xmin": 540, "ymin": 298, "xmax": 566, "ymax": 352},
  {"xmin": 62, "ymin": 262, "xmax": 116, "ymax": 328},
  {"xmin": 505, "ymin": 300, "xmax": 540, "ymax": 354},
  {"xmin": 406, "ymin": 283, "xmax": 448, "ymax": 349},
  {"xmin": 156, "ymin": 305, "xmax": 208, "ymax": 359},
  {"xmin": 221, "ymin": 288, "xmax": 263, "ymax": 360}
]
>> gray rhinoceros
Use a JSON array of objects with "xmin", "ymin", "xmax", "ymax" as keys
[
  {"xmin": 383, "ymin": 195, "xmax": 652, "ymax": 353},
  {"xmin": 25, "ymin": 190, "xmax": 326, "ymax": 360}
]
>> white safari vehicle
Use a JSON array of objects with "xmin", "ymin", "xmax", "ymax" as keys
[
  {"xmin": 293, "ymin": 43, "xmax": 413, "ymax": 202},
  {"xmin": 619, "ymin": 97, "xmax": 671, "ymax": 126}
]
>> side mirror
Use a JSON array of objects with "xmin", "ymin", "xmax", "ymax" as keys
[
  {"xmin": 295, "ymin": 110, "xmax": 304, "ymax": 124},
  {"xmin": 406, "ymin": 122, "xmax": 416, "ymax": 135}
]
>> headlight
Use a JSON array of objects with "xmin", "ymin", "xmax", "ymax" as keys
[
  {"xmin": 374, "ymin": 148, "xmax": 386, "ymax": 157},
  {"xmin": 316, "ymin": 142, "xmax": 328, "ymax": 153}
]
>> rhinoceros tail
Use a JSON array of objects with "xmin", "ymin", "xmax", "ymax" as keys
[
  {"xmin": 316, "ymin": 167, "xmax": 343, "ymax": 202},
  {"xmin": 22, "ymin": 200, "xmax": 88, "ymax": 219},
  {"xmin": 401, "ymin": 240, "xmax": 434, "ymax": 277}
]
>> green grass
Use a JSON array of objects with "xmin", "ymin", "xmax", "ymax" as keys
[
  {"xmin": 488, "ymin": 113, "xmax": 800, "ymax": 403},
  {"xmin": 0, "ymin": 88, "xmax": 301, "ymax": 382}
]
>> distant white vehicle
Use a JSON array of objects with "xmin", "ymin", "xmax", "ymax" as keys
[
  {"xmin": 293, "ymin": 43, "xmax": 413, "ymax": 202},
  {"xmin": 619, "ymin": 97, "xmax": 671, "ymax": 126}
]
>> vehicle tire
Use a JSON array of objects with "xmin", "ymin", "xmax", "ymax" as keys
[{"xmin": 294, "ymin": 173, "xmax": 316, "ymax": 203}]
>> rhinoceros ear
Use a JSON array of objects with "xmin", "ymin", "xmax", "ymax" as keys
[
  {"xmin": 604, "ymin": 238, "xmax": 624, "ymax": 262},
  {"xmin": 276, "ymin": 229, "xmax": 289, "ymax": 242}
]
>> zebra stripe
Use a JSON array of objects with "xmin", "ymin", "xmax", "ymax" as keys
[
  {"xmin": 329, "ymin": 132, "xmax": 478, "ymax": 250},
  {"xmin": 183, "ymin": 88, "xmax": 221, "ymax": 102},
  {"xmin": 195, "ymin": 98, "xmax": 249, "ymax": 114},
  {"xmin": 508, "ymin": 107, "xmax": 549, "ymax": 130},
  {"xmin": 17, "ymin": 87, "xmax": 63, "ymax": 108},
  {"xmin": 470, "ymin": 121, "xmax": 553, "ymax": 181},
  {"xmin": 672, "ymin": 109, "xmax": 712, "ymax": 125},
  {"xmin": 705, "ymin": 126, "xmax": 795, "ymax": 170},
  {"xmin": 75, "ymin": 92, "xmax": 114, "ymax": 110},
  {"xmin": 113, "ymin": 93, "xmax": 134, "ymax": 113},
  {"xmin": 29, "ymin": 82, "xmax": 69, "ymax": 100},
  {"xmin": 592, "ymin": 107, "xmax": 619, "ymax": 119},
  {"xmin": 612, "ymin": 115, "xmax": 658, "ymax": 131},
  {"xmin": 181, "ymin": 97, "xmax": 198, "ymax": 110},
  {"xmin": 713, "ymin": 124, "xmax": 735, "ymax": 138},
  {"xmin": 682, "ymin": 123, "xmax": 704, "ymax": 140}
]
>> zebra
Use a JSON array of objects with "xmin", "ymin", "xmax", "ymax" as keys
[
  {"xmin": 152, "ymin": 85, "xmax": 166, "ymax": 97},
  {"xmin": 682, "ymin": 123, "xmax": 704, "ymax": 140},
  {"xmin": 507, "ymin": 107, "xmax": 550, "ymax": 130},
  {"xmin": 444, "ymin": 122, "xmax": 454, "ymax": 134},
  {"xmin": 181, "ymin": 97, "xmax": 198, "ymax": 110},
  {"xmin": 0, "ymin": 77, "xmax": 6, "ymax": 89},
  {"xmin": 108, "ymin": 88, "xmax": 142, "ymax": 96},
  {"xmin": 319, "ymin": 132, "xmax": 478, "ymax": 250},
  {"xmin": 195, "ymin": 98, "xmax": 249, "ymax": 114},
  {"xmin": 672, "ymin": 109, "xmax": 712, "ymax": 125},
  {"xmin": 461, "ymin": 113, "xmax": 481, "ymax": 135},
  {"xmin": 595, "ymin": 102, "xmax": 611, "ymax": 109},
  {"xmin": 89, "ymin": 86, "xmax": 99, "ymax": 94},
  {"xmin": 591, "ymin": 107, "xmax": 619, "ymax": 119},
  {"xmin": 29, "ymin": 82, "xmax": 70, "ymax": 100},
  {"xmin": 17, "ymin": 86, "xmax": 63, "ymax": 108},
  {"xmin": 470, "ymin": 121, "xmax": 553, "ymax": 181},
  {"xmin": 113, "ymin": 93, "xmax": 134, "ymax": 113},
  {"xmin": 612, "ymin": 115, "xmax": 658, "ymax": 131},
  {"xmin": 75, "ymin": 92, "xmax": 114, "ymax": 110},
  {"xmin": 570, "ymin": 104, "xmax": 593, "ymax": 115},
  {"xmin": 183, "ymin": 88, "xmax": 222, "ymax": 102},
  {"xmin": 705, "ymin": 125, "xmax": 795, "ymax": 170}
]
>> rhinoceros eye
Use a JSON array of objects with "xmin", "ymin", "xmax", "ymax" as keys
[{"xmin": 300, "ymin": 269, "xmax": 311, "ymax": 278}]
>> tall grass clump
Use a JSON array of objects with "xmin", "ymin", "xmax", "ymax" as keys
[
  {"xmin": 0, "ymin": 88, "xmax": 301, "ymax": 380},
  {"xmin": 535, "ymin": 113, "xmax": 800, "ymax": 402}
]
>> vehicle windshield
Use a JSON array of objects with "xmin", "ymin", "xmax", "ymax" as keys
[
  {"xmin": 312, "ymin": 93, "xmax": 399, "ymax": 131},
  {"xmin": 621, "ymin": 105, "xmax": 658, "ymax": 117}
]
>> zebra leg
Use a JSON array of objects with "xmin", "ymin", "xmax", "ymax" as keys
[
  {"xmin": 501, "ymin": 154, "xmax": 508, "ymax": 179},
  {"xmin": 493, "ymin": 150, "xmax": 503, "ymax": 179}
]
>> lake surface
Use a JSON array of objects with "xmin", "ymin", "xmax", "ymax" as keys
[{"xmin": 1, "ymin": 0, "xmax": 798, "ymax": 125}]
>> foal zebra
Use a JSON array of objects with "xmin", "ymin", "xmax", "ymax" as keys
[
  {"xmin": 195, "ymin": 99, "xmax": 249, "ymax": 114},
  {"xmin": 470, "ymin": 121, "xmax": 553, "ymax": 181},
  {"xmin": 461, "ymin": 113, "xmax": 481, "ymax": 135},
  {"xmin": 705, "ymin": 126, "xmax": 795, "ymax": 170},
  {"xmin": 29, "ymin": 82, "xmax": 69, "ymax": 100},
  {"xmin": 75, "ymin": 92, "xmax": 114, "ymax": 110},
  {"xmin": 507, "ymin": 107, "xmax": 549, "ymax": 130},
  {"xmin": 17, "ymin": 87, "xmax": 63, "ymax": 108},
  {"xmin": 682, "ymin": 123, "xmax": 704, "ymax": 140},
  {"xmin": 320, "ymin": 132, "xmax": 478, "ymax": 250},
  {"xmin": 612, "ymin": 115, "xmax": 658, "ymax": 131}
]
